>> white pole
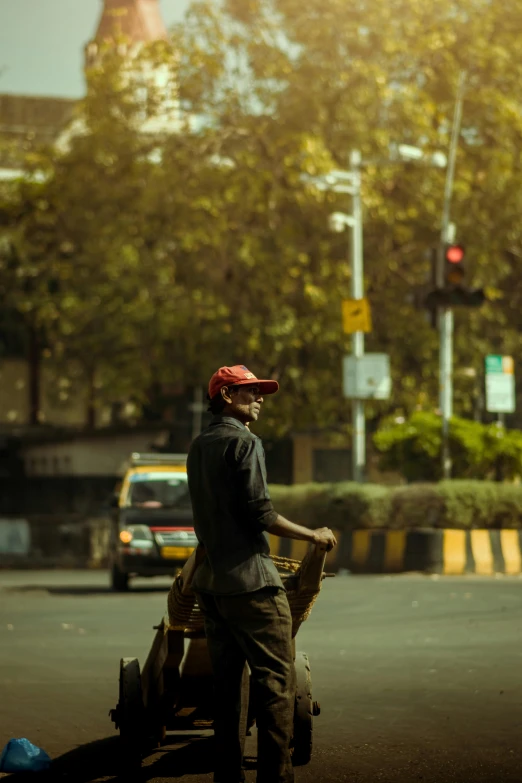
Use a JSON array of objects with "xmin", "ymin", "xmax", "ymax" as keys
[
  {"xmin": 350, "ymin": 150, "xmax": 365, "ymax": 483},
  {"xmin": 438, "ymin": 71, "xmax": 466, "ymax": 479}
]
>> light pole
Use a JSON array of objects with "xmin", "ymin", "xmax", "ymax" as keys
[
  {"xmin": 303, "ymin": 145, "xmax": 446, "ymax": 483},
  {"xmin": 306, "ymin": 155, "xmax": 365, "ymax": 481},
  {"xmin": 349, "ymin": 150, "xmax": 366, "ymax": 483}
]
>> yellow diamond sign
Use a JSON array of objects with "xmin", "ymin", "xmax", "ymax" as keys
[{"xmin": 342, "ymin": 298, "xmax": 372, "ymax": 334}]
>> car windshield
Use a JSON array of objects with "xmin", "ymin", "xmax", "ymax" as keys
[{"xmin": 127, "ymin": 472, "xmax": 192, "ymax": 510}]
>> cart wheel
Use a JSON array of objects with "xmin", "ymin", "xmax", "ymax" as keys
[
  {"xmin": 292, "ymin": 652, "xmax": 313, "ymax": 766},
  {"xmin": 118, "ymin": 657, "xmax": 145, "ymax": 771}
]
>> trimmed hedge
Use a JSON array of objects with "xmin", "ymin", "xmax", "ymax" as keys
[{"xmin": 269, "ymin": 480, "xmax": 522, "ymax": 530}]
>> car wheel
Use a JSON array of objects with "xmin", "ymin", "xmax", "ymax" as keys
[{"xmin": 111, "ymin": 563, "xmax": 130, "ymax": 592}]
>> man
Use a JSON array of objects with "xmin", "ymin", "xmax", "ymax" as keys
[{"xmin": 187, "ymin": 364, "xmax": 337, "ymax": 783}]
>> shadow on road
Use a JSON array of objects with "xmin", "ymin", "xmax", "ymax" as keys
[
  {"xmin": 0, "ymin": 734, "xmax": 216, "ymax": 782},
  {"xmin": 5, "ymin": 585, "xmax": 170, "ymax": 596}
]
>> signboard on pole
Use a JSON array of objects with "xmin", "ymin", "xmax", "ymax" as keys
[
  {"xmin": 343, "ymin": 354, "xmax": 391, "ymax": 400},
  {"xmin": 485, "ymin": 355, "xmax": 516, "ymax": 413},
  {"xmin": 341, "ymin": 298, "xmax": 372, "ymax": 334}
]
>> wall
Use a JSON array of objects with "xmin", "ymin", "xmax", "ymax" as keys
[
  {"xmin": 0, "ymin": 515, "xmax": 110, "ymax": 569},
  {"xmin": 291, "ymin": 432, "xmax": 403, "ymax": 485},
  {"xmin": 0, "ymin": 359, "xmax": 29, "ymax": 425},
  {"xmin": 292, "ymin": 433, "xmax": 352, "ymax": 484},
  {"xmin": 21, "ymin": 429, "xmax": 171, "ymax": 477},
  {"xmin": 0, "ymin": 357, "xmax": 112, "ymax": 428},
  {"xmin": 0, "ymin": 477, "xmax": 117, "ymax": 516}
]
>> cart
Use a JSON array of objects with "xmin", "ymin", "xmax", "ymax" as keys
[{"xmin": 109, "ymin": 542, "xmax": 330, "ymax": 772}]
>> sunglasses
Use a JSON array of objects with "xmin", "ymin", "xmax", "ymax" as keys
[{"xmin": 229, "ymin": 385, "xmax": 262, "ymax": 397}]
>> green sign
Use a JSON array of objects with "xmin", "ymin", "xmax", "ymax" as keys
[
  {"xmin": 485, "ymin": 355, "xmax": 516, "ymax": 414},
  {"xmin": 485, "ymin": 355, "xmax": 503, "ymax": 374}
]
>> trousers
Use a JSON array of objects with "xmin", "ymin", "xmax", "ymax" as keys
[{"xmin": 197, "ymin": 587, "xmax": 296, "ymax": 783}]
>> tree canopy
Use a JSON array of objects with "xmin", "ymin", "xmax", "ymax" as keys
[{"xmin": 2, "ymin": 0, "xmax": 522, "ymax": 436}]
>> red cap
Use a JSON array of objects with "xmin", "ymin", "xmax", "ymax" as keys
[{"xmin": 208, "ymin": 365, "xmax": 279, "ymax": 400}]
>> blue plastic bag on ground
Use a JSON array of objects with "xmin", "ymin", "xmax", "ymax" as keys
[{"xmin": 0, "ymin": 738, "xmax": 51, "ymax": 773}]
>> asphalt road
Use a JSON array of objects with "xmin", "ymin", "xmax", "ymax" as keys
[{"xmin": 1, "ymin": 570, "xmax": 521, "ymax": 783}]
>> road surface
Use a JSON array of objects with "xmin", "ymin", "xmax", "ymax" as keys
[{"xmin": 1, "ymin": 570, "xmax": 521, "ymax": 782}]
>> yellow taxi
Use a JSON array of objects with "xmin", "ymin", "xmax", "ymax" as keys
[{"xmin": 109, "ymin": 453, "xmax": 198, "ymax": 591}]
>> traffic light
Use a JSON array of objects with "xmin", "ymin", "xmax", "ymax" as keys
[
  {"xmin": 425, "ymin": 286, "xmax": 486, "ymax": 309},
  {"xmin": 423, "ymin": 244, "xmax": 485, "ymax": 310},
  {"xmin": 444, "ymin": 244, "xmax": 465, "ymax": 286}
]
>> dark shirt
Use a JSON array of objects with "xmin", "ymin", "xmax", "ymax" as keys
[{"xmin": 187, "ymin": 415, "xmax": 284, "ymax": 595}]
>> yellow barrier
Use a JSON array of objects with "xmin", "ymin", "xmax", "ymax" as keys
[
  {"xmin": 443, "ymin": 530, "xmax": 467, "ymax": 575},
  {"xmin": 500, "ymin": 530, "xmax": 522, "ymax": 575},
  {"xmin": 351, "ymin": 530, "xmax": 371, "ymax": 569},
  {"xmin": 269, "ymin": 528, "xmax": 522, "ymax": 575},
  {"xmin": 383, "ymin": 531, "xmax": 406, "ymax": 572},
  {"xmin": 470, "ymin": 529, "xmax": 494, "ymax": 575}
]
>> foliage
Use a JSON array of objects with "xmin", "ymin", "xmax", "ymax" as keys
[
  {"xmin": 214, "ymin": 0, "xmax": 522, "ymax": 425},
  {"xmin": 269, "ymin": 479, "xmax": 522, "ymax": 530},
  {"xmin": 3, "ymin": 0, "xmax": 522, "ymax": 434},
  {"xmin": 373, "ymin": 412, "xmax": 522, "ymax": 482}
]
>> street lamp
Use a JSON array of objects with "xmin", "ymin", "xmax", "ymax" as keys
[
  {"xmin": 304, "ymin": 151, "xmax": 365, "ymax": 482},
  {"xmin": 303, "ymin": 144, "xmax": 446, "ymax": 483},
  {"xmin": 389, "ymin": 144, "xmax": 448, "ymax": 169},
  {"xmin": 328, "ymin": 212, "xmax": 354, "ymax": 233}
]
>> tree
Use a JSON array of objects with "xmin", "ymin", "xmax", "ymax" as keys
[
  {"xmin": 5, "ymin": 0, "xmax": 522, "ymax": 438},
  {"xmin": 2, "ymin": 43, "xmax": 193, "ymax": 424},
  {"xmin": 374, "ymin": 412, "xmax": 522, "ymax": 482},
  {"xmin": 187, "ymin": 0, "xmax": 522, "ymax": 429}
]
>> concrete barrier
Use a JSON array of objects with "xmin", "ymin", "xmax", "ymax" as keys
[
  {"xmin": 3, "ymin": 518, "xmax": 521, "ymax": 575},
  {"xmin": 269, "ymin": 529, "xmax": 522, "ymax": 575}
]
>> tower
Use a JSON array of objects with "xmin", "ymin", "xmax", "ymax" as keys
[
  {"xmin": 85, "ymin": 0, "xmax": 180, "ymax": 133},
  {"xmin": 87, "ymin": 0, "xmax": 168, "ymax": 59}
]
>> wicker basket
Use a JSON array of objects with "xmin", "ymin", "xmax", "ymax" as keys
[{"xmin": 167, "ymin": 554, "xmax": 321, "ymax": 638}]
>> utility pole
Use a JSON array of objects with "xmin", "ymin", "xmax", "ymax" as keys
[
  {"xmin": 437, "ymin": 71, "xmax": 466, "ymax": 479},
  {"xmin": 350, "ymin": 149, "xmax": 365, "ymax": 483}
]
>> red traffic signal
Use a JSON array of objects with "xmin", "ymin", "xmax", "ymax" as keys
[
  {"xmin": 445, "ymin": 244, "xmax": 465, "ymax": 264},
  {"xmin": 445, "ymin": 244, "xmax": 465, "ymax": 285}
]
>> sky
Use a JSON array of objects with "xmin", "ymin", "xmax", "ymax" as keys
[{"xmin": 0, "ymin": 0, "xmax": 192, "ymax": 98}]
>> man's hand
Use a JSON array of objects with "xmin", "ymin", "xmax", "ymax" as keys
[
  {"xmin": 311, "ymin": 527, "xmax": 337, "ymax": 551},
  {"xmin": 269, "ymin": 515, "xmax": 338, "ymax": 549}
]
